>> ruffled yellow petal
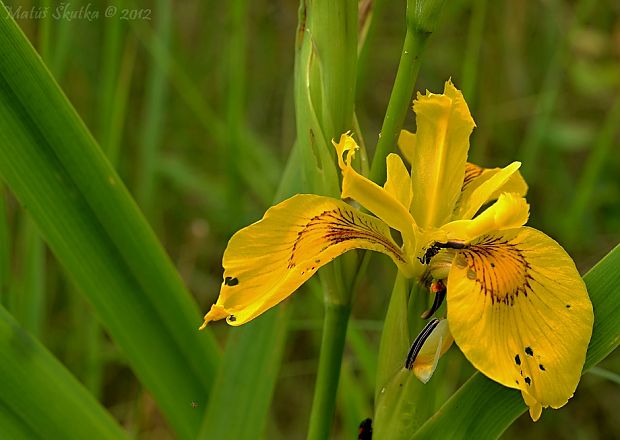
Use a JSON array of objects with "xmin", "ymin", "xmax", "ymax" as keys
[
  {"xmin": 406, "ymin": 319, "xmax": 454, "ymax": 384},
  {"xmin": 453, "ymin": 161, "xmax": 527, "ymax": 220},
  {"xmin": 397, "ymin": 129, "xmax": 416, "ymax": 164},
  {"xmin": 334, "ymin": 134, "xmax": 418, "ymax": 256},
  {"xmin": 441, "ymin": 193, "xmax": 529, "ymax": 242},
  {"xmin": 410, "ymin": 80, "xmax": 476, "ymax": 229},
  {"xmin": 446, "ymin": 228, "xmax": 593, "ymax": 420},
  {"xmin": 384, "ymin": 153, "xmax": 412, "ymax": 211},
  {"xmin": 200, "ymin": 194, "xmax": 409, "ymax": 327}
]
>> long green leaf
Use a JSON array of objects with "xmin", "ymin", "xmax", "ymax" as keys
[
  {"xmin": 0, "ymin": 184, "xmax": 9, "ymax": 302},
  {"xmin": 0, "ymin": 305, "xmax": 129, "ymax": 439},
  {"xmin": 199, "ymin": 307, "xmax": 289, "ymax": 439},
  {"xmin": 412, "ymin": 243, "xmax": 620, "ymax": 439},
  {"xmin": 0, "ymin": 7, "xmax": 219, "ymax": 438},
  {"xmin": 196, "ymin": 143, "xmax": 305, "ymax": 440}
]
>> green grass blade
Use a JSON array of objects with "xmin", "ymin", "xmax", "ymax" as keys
[
  {"xmin": 133, "ymin": 19, "xmax": 280, "ymax": 206},
  {"xmin": 412, "ymin": 243, "xmax": 620, "ymax": 440},
  {"xmin": 0, "ymin": 184, "xmax": 9, "ymax": 303},
  {"xmin": 197, "ymin": 141, "xmax": 306, "ymax": 438},
  {"xmin": 0, "ymin": 8, "xmax": 219, "ymax": 438},
  {"xmin": 10, "ymin": 216, "xmax": 45, "ymax": 337},
  {"xmin": 135, "ymin": 0, "xmax": 171, "ymax": 212},
  {"xmin": 0, "ymin": 305, "xmax": 129, "ymax": 439},
  {"xmin": 199, "ymin": 308, "xmax": 290, "ymax": 440}
]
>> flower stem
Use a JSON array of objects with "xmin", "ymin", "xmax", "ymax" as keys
[
  {"xmin": 307, "ymin": 300, "xmax": 352, "ymax": 440},
  {"xmin": 369, "ymin": 27, "xmax": 430, "ymax": 184}
]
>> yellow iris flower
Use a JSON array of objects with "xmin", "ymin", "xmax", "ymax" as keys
[{"xmin": 201, "ymin": 80, "xmax": 593, "ymax": 421}]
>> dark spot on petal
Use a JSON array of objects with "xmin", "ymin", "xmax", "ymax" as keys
[
  {"xmin": 229, "ymin": 315, "xmax": 237, "ymax": 322},
  {"xmin": 566, "ymin": 304, "xmax": 571, "ymax": 308},
  {"xmin": 525, "ymin": 347, "xmax": 534, "ymax": 356},
  {"xmin": 224, "ymin": 276, "xmax": 239, "ymax": 286},
  {"xmin": 524, "ymin": 377, "xmax": 531, "ymax": 385},
  {"xmin": 516, "ymin": 380, "xmax": 519, "ymax": 385},
  {"xmin": 315, "ymin": 259, "xmax": 321, "ymax": 264},
  {"xmin": 515, "ymin": 354, "xmax": 521, "ymax": 365},
  {"xmin": 539, "ymin": 364, "xmax": 546, "ymax": 371},
  {"xmin": 490, "ymin": 262, "xmax": 495, "ymax": 268},
  {"xmin": 311, "ymin": 266, "xmax": 316, "ymax": 271}
]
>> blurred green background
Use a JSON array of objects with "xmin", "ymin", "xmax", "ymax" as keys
[{"xmin": 2, "ymin": 0, "xmax": 619, "ymax": 438}]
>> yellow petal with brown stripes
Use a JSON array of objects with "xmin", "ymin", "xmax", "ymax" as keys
[
  {"xmin": 446, "ymin": 228, "xmax": 593, "ymax": 420},
  {"xmin": 200, "ymin": 194, "xmax": 409, "ymax": 327},
  {"xmin": 453, "ymin": 161, "xmax": 527, "ymax": 220}
]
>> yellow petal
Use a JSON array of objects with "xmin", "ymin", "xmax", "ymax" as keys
[
  {"xmin": 384, "ymin": 153, "xmax": 412, "ymax": 211},
  {"xmin": 406, "ymin": 319, "xmax": 454, "ymax": 383},
  {"xmin": 446, "ymin": 227, "xmax": 593, "ymax": 419},
  {"xmin": 453, "ymin": 161, "xmax": 527, "ymax": 220},
  {"xmin": 334, "ymin": 134, "xmax": 418, "ymax": 255},
  {"xmin": 201, "ymin": 194, "xmax": 409, "ymax": 327},
  {"xmin": 397, "ymin": 129, "xmax": 416, "ymax": 164},
  {"xmin": 441, "ymin": 193, "xmax": 529, "ymax": 242},
  {"xmin": 410, "ymin": 80, "xmax": 476, "ymax": 229}
]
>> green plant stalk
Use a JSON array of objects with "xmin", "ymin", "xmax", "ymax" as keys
[
  {"xmin": 199, "ymin": 307, "xmax": 289, "ymax": 440},
  {"xmin": 37, "ymin": 0, "xmax": 52, "ymax": 61},
  {"xmin": 133, "ymin": 20, "xmax": 280, "ymax": 206},
  {"xmin": 564, "ymin": 95, "xmax": 620, "ymax": 244},
  {"xmin": 460, "ymin": 0, "xmax": 487, "ymax": 105},
  {"xmin": 368, "ymin": 27, "xmax": 429, "ymax": 184},
  {"xmin": 519, "ymin": 0, "xmax": 598, "ymax": 184},
  {"xmin": 97, "ymin": 0, "xmax": 125, "ymax": 161},
  {"xmin": 293, "ymin": 2, "xmax": 359, "ymax": 436},
  {"xmin": 197, "ymin": 142, "xmax": 306, "ymax": 440},
  {"xmin": 374, "ymin": 277, "xmax": 441, "ymax": 439},
  {"xmin": 135, "ymin": 0, "xmax": 171, "ymax": 214},
  {"xmin": 307, "ymin": 301, "xmax": 352, "ymax": 440},
  {"xmin": 11, "ymin": 216, "xmax": 45, "ymax": 338},
  {"xmin": 224, "ymin": 0, "xmax": 247, "ymax": 222},
  {"xmin": 412, "ymin": 243, "xmax": 620, "ymax": 439}
]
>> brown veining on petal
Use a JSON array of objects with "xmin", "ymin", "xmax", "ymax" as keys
[
  {"xmin": 462, "ymin": 162, "xmax": 485, "ymax": 191},
  {"xmin": 455, "ymin": 234, "xmax": 534, "ymax": 306},
  {"xmin": 288, "ymin": 208, "xmax": 405, "ymax": 269}
]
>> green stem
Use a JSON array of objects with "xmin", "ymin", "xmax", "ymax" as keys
[
  {"xmin": 369, "ymin": 28, "xmax": 429, "ymax": 184},
  {"xmin": 307, "ymin": 301, "xmax": 352, "ymax": 440}
]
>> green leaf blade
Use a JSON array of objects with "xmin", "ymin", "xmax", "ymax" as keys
[
  {"xmin": 0, "ymin": 9, "xmax": 219, "ymax": 438},
  {"xmin": 0, "ymin": 306, "xmax": 129, "ymax": 440}
]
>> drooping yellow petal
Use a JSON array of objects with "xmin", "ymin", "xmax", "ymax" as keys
[
  {"xmin": 410, "ymin": 80, "xmax": 476, "ymax": 229},
  {"xmin": 384, "ymin": 153, "xmax": 412, "ymax": 211},
  {"xmin": 446, "ymin": 227, "xmax": 593, "ymax": 420},
  {"xmin": 397, "ymin": 129, "xmax": 416, "ymax": 164},
  {"xmin": 453, "ymin": 162, "xmax": 528, "ymax": 220},
  {"xmin": 334, "ymin": 134, "xmax": 418, "ymax": 255},
  {"xmin": 201, "ymin": 194, "xmax": 409, "ymax": 327},
  {"xmin": 441, "ymin": 193, "xmax": 529, "ymax": 242},
  {"xmin": 406, "ymin": 319, "xmax": 454, "ymax": 384}
]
